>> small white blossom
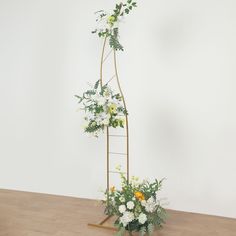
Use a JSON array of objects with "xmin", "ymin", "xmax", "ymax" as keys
[
  {"xmin": 102, "ymin": 118, "xmax": 110, "ymax": 126},
  {"xmin": 119, "ymin": 205, "xmax": 126, "ymax": 214},
  {"xmin": 119, "ymin": 196, "xmax": 125, "ymax": 203},
  {"xmin": 127, "ymin": 201, "xmax": 135, "ymax": 210},
  {"xmin": 138, "ymin": 213, "xmax": 147, "ymax": 224},
  {"xmin": 97, "ymin": 97, "xmax": 106, "ymax": 106}
]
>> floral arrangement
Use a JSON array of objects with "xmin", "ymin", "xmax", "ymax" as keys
[
  {"xmin": 92, "ymin": 0, "xmax": 137, "ymax": 51},
  {"xmin": 104, "ymin": 168, "xmax": 166, "ymax": 235},
  {"xmin": 75, "ymin": 80, "xmax": 127, "ymax": 137}
]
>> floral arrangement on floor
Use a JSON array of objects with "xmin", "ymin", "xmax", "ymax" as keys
[
  {"xmin": 92, "ymin": 0, "xmax": 137, "ymax": 51},
  {"xmin": 104, "ymin": 168, "xmax": 166, "ymax": 236},
  {"xmin": 75, "ymin": 80, "xmax": 127, "ymax": 137}
]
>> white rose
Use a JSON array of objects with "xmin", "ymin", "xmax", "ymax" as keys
[
  {"xmin": 127, "ymin": 201, "xmax": 135, "ymax": 210},
  {"xmin": 138, "ymin": 213, "xmax": 147, "ymax": 225},
  {"xmin": 119, "ymin": 205, "xmax": 126, "ymax": 214}
]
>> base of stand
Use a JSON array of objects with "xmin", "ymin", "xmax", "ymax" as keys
[{"xmin": 88, "ymin": 215, "xmax": 117, "ymax": 231}]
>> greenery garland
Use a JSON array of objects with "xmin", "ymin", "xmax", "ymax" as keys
[{"xmin": 92, "ymin": 0, "xmax": 137, "ymax": 51}]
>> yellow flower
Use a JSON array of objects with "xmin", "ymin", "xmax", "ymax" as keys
[
  {"xmin": 134, "ymin": 191, "xmax": 145, "ymax": 201},
  {"xmin": 110, "ymin": 186, "xmax": 116, "ymax": 193},
  {"xmin": 109, "ymin": 104, "xmax": 117, "ymax": 114},
  {"xmin": 115, "ymin": 165, "xmax": 121, "ymax": 171},
  {"xmin": 107, "ymin": 15, "xmax": 116, "ymax": 25}
]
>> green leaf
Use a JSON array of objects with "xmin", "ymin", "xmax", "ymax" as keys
[
  {"xmin": 75, "ymin": 95, "xmax": 83, "ymax": 103},
  {"xmin": 94, "ymin": 80, "xmax": 100, "ymax": 89},
  {"xmin": 125, "ymin": 8, "xmax": 129, "ymax": 14}
]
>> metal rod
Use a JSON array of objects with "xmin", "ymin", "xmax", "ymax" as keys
[
  {"xmin": 106, "ymin": 127, "xmax": 110, "ymax": 192},
  {"xmin": 109, "ymin": 171, "xmax": 127, "ymax": 174},
  {"xmin": 99, "ymin": 215, "xmax": 112, "ymax": 225},
  {"xmin": 100, "ymin": 37, "xmax": 107, "ymax": 86},
  {"xmin": 106, "ymin": 75, "xmax": 116, "ymax": 84},
  {"xmin": 99, "ymin": 37, "xmax": 110, "ymax": 201},
  {"xmin": 109, "ymin": 152, "xmax": 127, "ymax": 156},
  {"xmin": 88, "ymin": 223, "xmax": 117, "ymax": 231},
  {"xmin": 109, "ymin": 134, "xmax": 127, "ymax": 137},
  {"xmin": 103, "ymin": 49, "xmax": 113, "ymax": 63},
  {"xmin": 113, "ymin": 50, "xmax": 130, "ymax": 182}
]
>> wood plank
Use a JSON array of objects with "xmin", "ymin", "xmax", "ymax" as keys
[{"xmin": 0, "ymin": 189, "xmax": 235, "ymax": 236}]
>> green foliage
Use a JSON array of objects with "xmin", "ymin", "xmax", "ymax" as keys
[
  {"xmin": 109, "ymin": 28, "xmax": 124, "ymax": 51},
  {"xmin": 116, "ymin": 227, "xmax": 126, "ymax": 236},
  {"xmin": 92, "ymin": 0, "xmax": 137, "ymax": 51}
]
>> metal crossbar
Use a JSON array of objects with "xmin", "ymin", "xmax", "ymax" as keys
[{"xmin": 109, "ymin": 152, "xmax": 127, "ymax": 156}]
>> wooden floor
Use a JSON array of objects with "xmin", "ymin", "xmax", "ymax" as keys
[{"xmin": 0, "ymin": 189, "xmax": 235, "ymax": 236}]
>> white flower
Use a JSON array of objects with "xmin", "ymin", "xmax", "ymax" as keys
[
  {"xmin": 119, "ymin": 196, "xmax": 125, "ymax": 203},
  {"xmin": 97, "ymin": 97, "xmax": 106, "ymax": 106},
  {"xmin": 127, "ymin": 201, "xmax": 135, "ymax": 210},
  {"xmin": 141, "ymin": 200, "xmax": 146, "ymax": 207},
  {"xmin": 87, "ymin": 112, "xmax": 95, "ymax": 120},
  {"xmin": 145, "ymin": 197, "xmax": 157, "ymax": 213},
  {"xmin": 120, "ymin": 211, "xmax": 134, "ymax": 227},
  {"xmin": 147, "ymin": 196, "xmax": 155, "ymax": 204},
  {"xmin": 119, "ymin": 205, "xmax": 126, "ymax": 214},
  {"xmin": 102, "ymin": 118, "xmax": 110, "ymax": 126},
  {"xmin": 138, "ymin": 213, "xmax": 147, "ymax": 224}
]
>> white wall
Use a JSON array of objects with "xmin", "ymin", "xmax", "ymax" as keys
[{"xmin": 0, "ymin": 0, "xmax": 236, "ymax": 218}]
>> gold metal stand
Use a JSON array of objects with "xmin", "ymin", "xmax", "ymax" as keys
[
  {"xmin": 88, "ymin": 215, "xmax": 117, "ymax": 231},
  {"xmin": 88, "ymin": 37, "xmax": 130, "ymax": 230}
]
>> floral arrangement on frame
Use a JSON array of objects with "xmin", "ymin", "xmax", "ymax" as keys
[
  {"xmin": 104, "ymin": 167, "xmax": 166, "ymax": 236},
  {"xmin": 75, "ymin": 80, "xmax": 127, "ymax": 137}
]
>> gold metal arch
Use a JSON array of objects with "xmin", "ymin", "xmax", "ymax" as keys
[{"xmin": 88, "ymin": 37, "xmax": 129, "ymax": 230}]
